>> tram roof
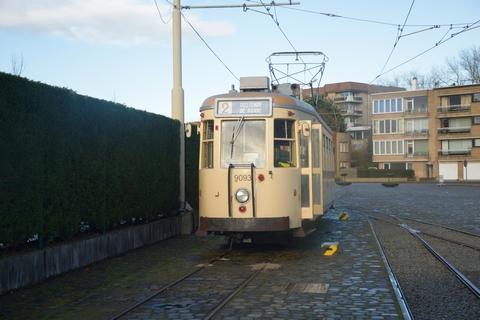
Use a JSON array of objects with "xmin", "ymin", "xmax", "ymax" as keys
[{"xmin": 200, "ymin": 92, "xmax": 333, "ymax": 134}]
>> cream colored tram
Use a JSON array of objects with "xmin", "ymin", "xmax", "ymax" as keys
[{"xmin": 197, "ymin": 77, "xmax": 334, "ymax": 239}]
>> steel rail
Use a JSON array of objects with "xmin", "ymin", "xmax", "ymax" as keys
[
  {"xmin": 368, "ymin": 215, "xmax": 480, "ymax": 251},
  {"xmin": 109, "ymin": 252, "xmax": 230, "ymax": 320},
  {"xmin": 369, "ymin": 214, "xmax": 480, "ymax": 298},
  {"xmin": 365, "ymin": 216, "xmax": 414, "ymax": 320},
  {"xmin": 388, "ymin": 215, "xmax": 480, "ymax": 298},
  {"xmin": 401, "ymin": 217, "xmax": 480, "ymax": 238},
  {"xmin": 203, "ymin": 264, "xmax": 266, "ymax": 319},
  {"xmin": 400, "ymin": 224, "xmax": 480, "ymax": 299}
]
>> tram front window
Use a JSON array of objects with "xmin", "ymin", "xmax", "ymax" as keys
[{"xmin": 221, "ymin": 120, "xmax": 266, "ymax": 168}]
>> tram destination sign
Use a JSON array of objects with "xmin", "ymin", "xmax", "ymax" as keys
[{"xmin": 215, "ymin": 98, "xmax": 272, "ymax": 117}]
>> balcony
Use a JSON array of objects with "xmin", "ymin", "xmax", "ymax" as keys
[
  {"xmin": 403, "ymin": 107, "xmax": 429, "ymax": 117},
  {"xmin": 436, "ymin": 104, "xmax": 471, "ymax": 114},
  {"xmin": 404, "ymin": 129, "xmax": 429, "ymax": 137},
  {"xmin": 406, "ymin": 152, "xmax": 429, "ymax": 158},
  {"xmin": 438, "ymin": 149, "xmax": 472, "ymax": 156},
  {"xmin": 437, "ymin": 127, "xmax": 471, "ymax": 135},
  {"xmin": 340, "ymin": 109, "xmax": 363, "ymax": 117},
  {"xmin": 334, "ymin": 96, "xmax": 363, "ymax": 103}
]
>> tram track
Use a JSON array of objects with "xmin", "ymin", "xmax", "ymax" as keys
[
  {"xmin": 109, "ymin": 248, "xmax": 274, "ymax": 320},
  {"xmin": 363, "ymin": 212, "xmax": 480, "ymax": 319}
]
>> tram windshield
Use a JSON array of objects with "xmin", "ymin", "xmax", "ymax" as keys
[{"xmin": 221, "ymin": 120, "xmax": 266, "ymax": 168}]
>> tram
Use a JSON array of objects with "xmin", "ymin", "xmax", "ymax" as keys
[{"xmin": 196, "ymin": 76, "xmax": 334, "ymax": 239}]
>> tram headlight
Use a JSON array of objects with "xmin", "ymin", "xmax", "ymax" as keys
[{"xmin": 235, "ymin": 188, "xmax": 249, "ymax": 203}]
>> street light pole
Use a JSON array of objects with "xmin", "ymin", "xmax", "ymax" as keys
[{"xmin": 172, "ymin": 0, "xmax": 185, "ymax": 208}]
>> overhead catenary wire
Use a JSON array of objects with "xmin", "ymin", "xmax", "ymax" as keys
[
  {"xmin": 373, "ymin": 19, "xmax": 480, "ymax": 82},
  {"xmin": 180, "ymin": 12, "xmax": 240, "ymax": 81},
  {"xmin": 279, "ymin": 5, "xmax": 475, "ymax": 28},
  {"xmin": 375, "ymin": 0, "xmax": 416, "ymax": 81},
  {"xmin": 153, "ymin": 0, "xmax": 171, "ymax": 24}
]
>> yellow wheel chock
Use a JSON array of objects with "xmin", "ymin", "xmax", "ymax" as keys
[
  {"xmin": 339, "ymin": 212, "xmax": 349, "ymax": 221},
  {"xmin": 321, "ymin": 242, "xmax": 339, "ymax": 256}
]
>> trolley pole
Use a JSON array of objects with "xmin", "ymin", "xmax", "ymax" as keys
[{"xmin": 172, "ymin": 0, "xmax": 185, "ymax": 209}]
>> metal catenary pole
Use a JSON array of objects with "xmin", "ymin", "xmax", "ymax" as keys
[{"xmin": 172, "ymin": 0, "xmax": 185, "ymax": 209}]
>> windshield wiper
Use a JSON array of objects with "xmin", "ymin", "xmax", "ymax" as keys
[{"xmin": 230, "ymin": 117, "xmax": 245, "ymax": 158}]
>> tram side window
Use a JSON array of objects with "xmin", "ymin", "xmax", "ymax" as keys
[
  {"xmin": 274, "ymin": 119, "xmax": 296, "ymax": 167},
  {"xmin": 202, "ymin": 120, "xmax": 214, "ymax": 168}
]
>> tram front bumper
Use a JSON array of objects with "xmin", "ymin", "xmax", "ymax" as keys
[{"xmin": 198, "ymin": 217, "xmax": 290, "ymax": 234}]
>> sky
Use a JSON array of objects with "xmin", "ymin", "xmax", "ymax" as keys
[{"xmin": 0, "ymin": 0, "xmax": 479, "ymax": 122}]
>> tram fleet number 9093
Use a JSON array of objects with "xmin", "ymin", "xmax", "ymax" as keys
[{"xmin": 234, "ymin": 174, "xmax": 252, "ymax": 182}]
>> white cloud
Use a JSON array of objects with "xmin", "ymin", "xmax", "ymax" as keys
[{"xmin": 0, "ymin": 0, "xmax": 235, "ymax": 46}]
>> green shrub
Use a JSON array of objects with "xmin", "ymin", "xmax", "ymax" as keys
[
  {"xmin": 357, "ymin": 169, "xmax": 415, "ymax": 178},
  {"xmin": 0, "ymin": 72, "xmax": 180, "ymax": 247}
]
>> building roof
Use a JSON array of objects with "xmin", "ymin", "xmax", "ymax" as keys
[{"xmin": 304, "ymin": 82, "xmax": 405, "ymax": 96}]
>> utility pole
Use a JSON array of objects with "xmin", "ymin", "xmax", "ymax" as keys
[{"xmin": 172, "ymin": 0, "xmax": 185, "ymax": 209}]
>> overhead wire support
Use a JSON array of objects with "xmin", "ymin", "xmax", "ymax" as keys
[
  {"xmin": 279, "ymin": 5, "xmax": 474, "ymax": 28},
  {"xmin": 373, "ymin": 0, "xmax": 415, "ymax": 82},
  {"xmin": 373, "ymin": 18, "xmax": 480, "ymax": 81},
  {"xmin": 181, "ymin": 1, "xmax": 300, "ymax": 10}
]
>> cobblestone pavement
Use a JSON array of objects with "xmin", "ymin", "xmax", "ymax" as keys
[
  {"xmin": 335, "ymin": 183, "xmax": 480, "ymax": 320},
  {"xmin": 1, "ymin": 185, "xmax": 413, "ymax": 320},
  {"xmin": 335, "ymin": 183, "xmax": 480, "ymax": 234},
  {"xmin": 124, "ymin": 212, "xmax": 400, "ymax": 319}
]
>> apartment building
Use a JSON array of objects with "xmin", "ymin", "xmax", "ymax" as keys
[
  {"xmin": 305, "ymin": 82, "xmax": 404, "ymax": 151},
  {"xmin": 371, "ymin": 83, "xmax": 480, "ymax": 180},
  {"xmin": 430, "ymin": 85, "xmax": 480, "ymax": 180},
  {"xmin": 334, "ymin": 132, "xmax": 352, "ymax": 177},
  {"xmin": 371, "ymin": 89, "xmax": 431, "ymax": 178}
]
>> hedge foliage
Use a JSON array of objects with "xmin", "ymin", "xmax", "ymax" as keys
[
  {"xmin": 0, "ymin": 72, "xmax": 188, "ymax": 247},
  {"xmin": 357, "ymin": 169, "xmax": 415, "ymax": 178}
]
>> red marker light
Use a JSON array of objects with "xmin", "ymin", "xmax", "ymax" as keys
[
  {"xmin": 258, "ymin": 174, "xmax": 265, "ymax": 182},
  {"xmin": 215, "ymin": 125, "xmax": 219, "ymax": 131},
  {"xmin": 288, "ymin": 111, "xmax": 295, "ymax": 116},
  {"xmin": 239, "ymin": 206, "xmax": 247, "ymax": 213}
]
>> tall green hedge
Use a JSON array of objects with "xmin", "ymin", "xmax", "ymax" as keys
[
  {"xmin": 357, "ymin": 169, "xmax": 415, "ymax": 178},
  {"xmin": 0, "ymin": 72, "xmax": 183, "ymax": 247}
]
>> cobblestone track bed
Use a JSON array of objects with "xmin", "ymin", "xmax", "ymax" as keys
[
  {"xmin": 335, "ymin": 184, "xmax": 480, "ymax": 234},
  {"xmin": 419, "ymin": 233, "xmax": 480, "ymax": 289},
  {"xmin": 211, "ymin": 213, "xmax": 401, "ymax": 320},
  {"xmin": 124, "ymin": 259, "xmax": 258, "ymax": 319},
  {"xmin": 401, "ymin": 219, "xmax": 480, "ymax": 251},
  {"xmin": 370, "ymin": 217, "xmax": 480, "ymax": 320}
]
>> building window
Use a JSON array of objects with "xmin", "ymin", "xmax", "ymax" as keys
[
  {"xmin": 202, "ymin": 120, "xmax": 214, "ymax": 168},
  {"xmin": 384, "ymin": 163, "xmax": 391, "ymax": 170},
  {"xmin": 373, "ymin": 119, "xmax": 403, "ymax": 134},
  {"xmin": 339, "ymin": 142, "xmax": 349, "ymax": 153},
  {"xmin": 406, "ymin": 99, "xmax": 414, "ymax": 111},
  {"xmin": 473, "ymin": 116, "xmax": 480, "ymax": 124},
  {"xmin": 373, "ymin": 140, "xmax": 404, "ymax": 155},
  {"xmin": 406, "ymin": 163, "xmax": 413, "ymax": 170},
  {"xmin": 274, "ymin": 119, "xmax": 296, "ymax": 167},
  {"xmin": 475, "ymin": 139, "xmax": 480, "ymax": 147},
  {"xmin": 473, "ymin": 93, "xmax": 480, "ymax": 102},
  {"xmin": 340, "ymin": 161, "xmax": 349, "ymax": 169},
  {"xmin": 373, "ymin": 98, "xmax": 403, "ymax": 114},
  {"xmin": 449, "ymin": 95, "xmax": 461, "ymax": 106}
]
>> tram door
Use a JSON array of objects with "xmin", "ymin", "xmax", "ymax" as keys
[{"xmin": 300, "ymin": 121, "xmax": 322, "ymax": 220}]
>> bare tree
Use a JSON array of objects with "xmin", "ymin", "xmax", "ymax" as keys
[
  {"xmin": 380, "ymin": 46, "xmax": 480, "ymax": 88},
  {"xmin": 11, "ymin": 54, "xmax": 24, "ymax": 76},
  {"xmin": 459, "ymin": 46, "xmax": 480, "ymax": 83}
]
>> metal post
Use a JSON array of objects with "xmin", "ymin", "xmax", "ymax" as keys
[{"xmin": 172, "ymin": 0, "xmax": 185, "ymax": 208}]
